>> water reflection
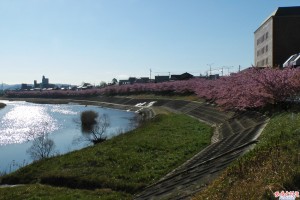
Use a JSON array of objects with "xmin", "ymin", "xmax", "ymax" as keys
[
  {"xmin": 0, "ymin": 101, "xmax": 136, "ymax": 172},
  {"xmin": 0, "ymin": 103, "xmax": 58, "ymax": 145},
  {"xmin": 51, "ymin": 105, "xmax": 77, "ymax": 115}
]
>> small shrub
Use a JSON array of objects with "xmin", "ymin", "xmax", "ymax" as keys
[
  {"xmin": 0, "ymin": 103, "xmax": 6, "ymax": 109},
  {"xmin": 81, "ymin": 110, "xmax": 98, "ymax": 127}
]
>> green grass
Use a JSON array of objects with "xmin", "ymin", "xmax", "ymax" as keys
[
  {"xmin": 193, "ymin": 112, "xmax": 300, "ymax": 200},
  {"xmin": 0, "ymin": 184, "xmax": 131, "ymax": 200},
  {"xmin": 0, "ymin": 113, "xmax": 213, "ymax": 199}
]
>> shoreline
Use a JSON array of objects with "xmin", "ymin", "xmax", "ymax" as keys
[
  {"xmin": 0, "ymin": 97, "xmax": 137, "ymax": 110},
  {"xmin": 0, "ymin": 97, "xmax": 156, "ymax": 121}
]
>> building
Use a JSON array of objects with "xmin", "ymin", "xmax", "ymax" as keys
[
  {"xmin": 33, "ymin": 75, "xmax": 55, "ymax": 89},
  {"xmin": 208, "ymin": 74, "xmax": 220, "ymax": 80},
  {"xmin": 42, "ymin": 76, "xmax": 49, "ymax": 88},
  {"xmin": 119, "ymin": 80, "xmax": 130, "ymax": 86},
  {"xmin": 77, "ymin": 83, "xmax": 93, "ymax": 90},
  {"xmin": 21, "ymin": 83, "xmax": 32, "ymax": 90},
  {"xmin": 136, "ymin": 77, "xmax": 150, "ymax": 83},
  {"xmin": 155, "ymin": 75, "xmax": 169, "ymax": 83},
  {"xmin": 254, "ymin": 6, "xmax": 300, "ymax": 67},
  {"xmin": 283, "ymin": 53, "xmax": 300, "ymax": 67},
  {"xmin": 128, "ymin": 77, "xmax": 137, "ymax": 84},
  {"xmin": 170, "ymin": 72, "xmax": 194, "ymax": 81},
  {"xmin": 119, "ymin": 77, "xmax": 150, "ymax": 85}
]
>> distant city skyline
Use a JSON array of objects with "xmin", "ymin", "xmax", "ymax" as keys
[{"xmin": 1, "ymin": 0, "xmax": 299, "ymax": 85}]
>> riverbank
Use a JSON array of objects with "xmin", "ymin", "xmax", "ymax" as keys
[
  {"xmin": 0, "ymin": 97, "xmax": 155, "ymax": 122},
  {"xmin": 0, "ymin": 97, "xmax": 139, "ymax": 111},
  {"xmin": 0, "ymin": 113, "xmax": 213, "ymax": 199},
  {"xmin": 0, "ymin": 96, "xmax": 270, "ymax": 199},
  {"xmin": 3, "ymin": 96, "xmax": 291, "ymax": 199}
]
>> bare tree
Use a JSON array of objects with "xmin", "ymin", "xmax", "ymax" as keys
[
  {"xmin": 88, "ymin": 113, "xmax": 110, "ymax": 144},
  {"xmin": 26, "ymin": 132, "xmax": 56, "ymax": 161}
]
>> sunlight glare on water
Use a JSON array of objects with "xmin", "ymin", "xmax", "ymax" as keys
[
  {"xmin": 0, "ymin": 103, "xmax": 58, "ymax": 145},
  {"xmin": 51, "ymin": 105, "xmax": 77, "ymax": 115},
  {"xmin": 0, "ymin": 101, "xmax": 137, "ymax": 172}
]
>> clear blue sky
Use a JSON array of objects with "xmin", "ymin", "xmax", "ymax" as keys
[{"xmin": 0, "ymin": 0, "xmax": 299, "ymax": 85}]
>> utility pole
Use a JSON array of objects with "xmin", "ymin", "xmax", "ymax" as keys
[
  {"xmin": 207, "ymin": 63, "xmax": 214, "ymax": 76},
  {"xmin": 150, "ymin": 69, "xmax": 152, "ymax": 81},
  {"xmin": 222, "ymin": 66, "xmax": 233, "ymax": 76},
  {"xmin": 239, "ymin": 65, "xmax": 241, "ymax": 72}
]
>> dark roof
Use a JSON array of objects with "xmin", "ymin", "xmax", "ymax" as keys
[
  {"xmin": 155, "ymin": 76, "xmax": 169, "ymax": 79},
  {"xmin": 128, "ymin": 77, "xmax": 137, "ymax": 81},
  {"xmin": 255, "ymin": 6, "xmax": 300, "ymax": 33},
  {"xmin": 136, "ymin": 77, "xmax": 150, "ymax": 83},
  {"xmin": 170, "ymin": 75, "xmax": 181, "ymax": 79},
  {"xmin": 170, "ymin": 72, "xmax": 194, "ymax": 80},
  {"xmin": 275, "ymin": 6, "xmax": 300, "ymax": 17}
]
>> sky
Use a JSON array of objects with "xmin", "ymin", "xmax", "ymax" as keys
[{"xmin": 0, "ymin": 0, "xmax": 299, "ymax": 85}]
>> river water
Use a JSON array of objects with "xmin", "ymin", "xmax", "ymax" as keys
[{"xmin": 0, "ymin": 100, "xmax": 137, "ymax": 173}]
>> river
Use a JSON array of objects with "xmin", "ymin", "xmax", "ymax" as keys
[{"xmin": 0, "ymin": 100, "xmax": 137, "ymax": 173}]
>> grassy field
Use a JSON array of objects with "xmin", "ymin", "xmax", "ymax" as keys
[
  {"xmin": 0, "ymin": 113, "xmax": 213, "ymax": 199},
  {"xmin": 193, "ymin": 112, "xmax": 300, "ymax": 200}
]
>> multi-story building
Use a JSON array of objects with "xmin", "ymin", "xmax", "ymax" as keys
[
  {"xmin": 33, "ymin": 76, "xmax": 54, "ymax": 89},
  {"xmin": 254, "ymin": 6, "xmax": 300, "ymax": 67},
  {"xmin": 42, "ymin": 75, "xmax": 49, "ymax": 88}
]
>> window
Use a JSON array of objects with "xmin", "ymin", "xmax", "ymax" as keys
[
  {"xmin": 265, "ymin": 32, "xmax": 268, "ymax": 39},
  {"xmin": 266, "ymin": 58, "xmax": 268, "ymax": 64},
  {"xmin": 266, "ymin": 45, "xmax": 268, "ymax": 52}
]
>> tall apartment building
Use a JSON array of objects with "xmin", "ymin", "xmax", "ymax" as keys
[{"xmin": 254, "ymin": 6, "xmax": 300, "ymax": 67}]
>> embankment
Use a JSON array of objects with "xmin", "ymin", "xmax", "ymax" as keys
[{"xmin": 0, "ymin": 96, "xmax": 269, "ymax": 199}]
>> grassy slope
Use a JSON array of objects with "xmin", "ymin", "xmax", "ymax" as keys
[
  {"xmin": 0, "ymin": 184, "xmax": 131, "ymax": 200},
  {"xmin": 0, "ymin": 113, "xmax": 213, "ymax": 199},
  {"xmin": 193, "ymin": 112, "xmax": 300, "ymax": 200}
]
